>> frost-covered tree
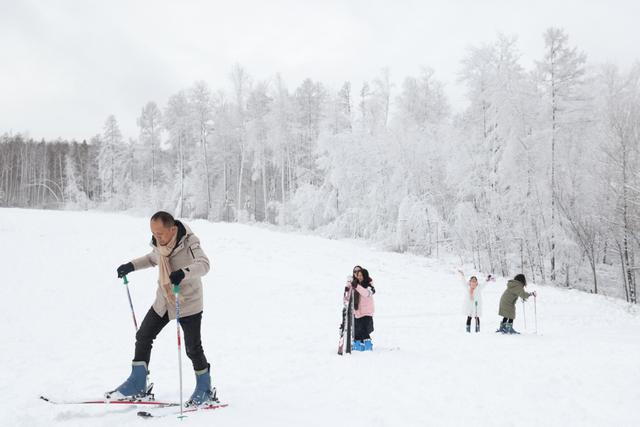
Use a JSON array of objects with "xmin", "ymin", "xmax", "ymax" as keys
[
  {"xmin": 164, "ymin": 91, "xmax": 192, "ymax": 217},
  {"xmin": 137, "ymin": 101, "xmax": 163, "ymax": 207},
  {"xmin": 229, "ymin": 64, "xmax": 251, "ymax": 221},
  {"xmin": 456, "ymin": 34, "xmax": 533, "ymax": 275},
  {"xmin": 600, "ymin": 64, "xmax": 640, "ymax": 302},
  {"xmin": 246, "ymin": 81, "xmax": 273, "ymax": 221},
  {"xmin": 188, "ymin": 82, "xmax": 215, "ymax": 218},
  {"xmin": 265, "ymin": 74, "xmax": 295, "ymax": 224},
  {"xmin": 536, "ymin": 27, "xmax": 587, "ymax": 282},
  {"xmin": 294, "ymin": 78, "xmax": 326, "ymax": 186},
  {"xmin": 97, "ymin": 115, "xmax": 128, "ymax": 206}
]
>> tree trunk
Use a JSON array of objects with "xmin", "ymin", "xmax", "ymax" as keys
[
  {"xmin": 237, "ymin": 147, "xmax": 245, "ymax": 221},
  {"xmin": 201, "ymin": 126, "xmax": 212, "ymax": 217}
]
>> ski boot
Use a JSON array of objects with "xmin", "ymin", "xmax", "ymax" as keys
[
  {"xmin": 352, "ymin": 340, "xmax": 365, "ymax": 351},
  {"xmin": 506, "ymin": 323, "xmax": 520, "ymax": 335},
  {"xmin": 475, "ymin": 320, "xmax": 480, "ymax": 333},
  {"xmin": 495, "ymin": 322, "xmax": 507, "ymax": 334},
  {"xmin": 363, "ymin": 339, "xmax": 373, "ymax": 351},
  {"xmin": 185, "ymin": 364, "xmax": 218, "ymax": 407},
  {"xmin": 105, "ymin": 361, "xmax": 153, "ymax": 400},
  {"xmin": 466, "ymin": 324, "xmax": 471, "ymax": 333}
]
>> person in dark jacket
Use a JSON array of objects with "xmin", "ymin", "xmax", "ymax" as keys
[{"xmin": 497, "ymin": 274, "xmax": 536, "ymax": 334}]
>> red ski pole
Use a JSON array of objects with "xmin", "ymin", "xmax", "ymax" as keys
[{"xmin": 122, "ymin": 276, "xmax": 138, "ymax": 331}]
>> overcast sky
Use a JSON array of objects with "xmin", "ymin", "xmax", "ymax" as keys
[{"xmin": 1, "ymin": 0, "xmax": 638, "ymax": 141}]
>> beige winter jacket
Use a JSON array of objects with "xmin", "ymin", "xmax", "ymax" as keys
[{"xmin": 130, "ymin": 221, "xmax": 210, "ymax": 320}]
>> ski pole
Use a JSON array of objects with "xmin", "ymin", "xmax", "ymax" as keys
[
  {"xmin": 174, "ymin": 285, "xmax": 185, "ymax": 419},
  {"xmin": 522, "ymin": 299, "xmax": 527, "ymax": 332},
  {"xmin": 534, "ymin": 294, "xmax": 538, "ymax": 334},
  {"xmin": 474, "ymin": 301, "xmax": 479, "ymax": 333},
  {"xmin": 123, "ymin": 276, "xmax": 138, "ymax": 331}
]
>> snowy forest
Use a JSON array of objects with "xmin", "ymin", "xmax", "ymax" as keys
[{"xmin": 2, "ymin": 28, "xmax": 639, "ymax": 302}]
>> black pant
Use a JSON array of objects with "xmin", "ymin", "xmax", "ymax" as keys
[
  {"xmin": 467, "ymin": 316, "xmax": 479, "ymax": 327},
  {"xmin": 134, "ymin": 307, "xmax": 208, "ymax": 371},
  {"xmin": 502, "ymin": 317, "xmax": 513, "ymax": 324},
  {"xmin": 354, "ymin": 316, "xmax": 374, "ymax": 341}
]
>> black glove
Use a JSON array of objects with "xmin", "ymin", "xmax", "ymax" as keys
[
  {"xmin": 117, "ymin": 262, "xmax": 134, "ymax": 278},
  {"xmin": 351, "ymin": 280, "xmax": 358, "ymax": 288},
  {"xmin": 169, "ymin": 269, "xmax": 185, "ymax": 286}
]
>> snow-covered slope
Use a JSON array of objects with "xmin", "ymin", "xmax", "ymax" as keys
[{"xmin": 1, "ymin": 208, "xmax": 639, "ymax": 427}]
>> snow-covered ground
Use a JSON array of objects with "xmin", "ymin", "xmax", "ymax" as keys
[{"xmin": 1, "ymin": 208, "xmax": 639, "ymax": 427}]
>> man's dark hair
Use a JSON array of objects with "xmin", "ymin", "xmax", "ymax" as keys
[{"xmin": 151, "ymin": 211, "xmax": 176, "ymax": 228}]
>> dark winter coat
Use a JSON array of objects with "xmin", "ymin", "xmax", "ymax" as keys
[{"xmin": 498, "ymin": 279, "xmax": 531, "ymax": 319}]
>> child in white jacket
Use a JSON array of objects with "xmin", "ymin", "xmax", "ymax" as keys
[{"xmin": 457, "ymin": 270, "xmax": 494, "ymax": 333}]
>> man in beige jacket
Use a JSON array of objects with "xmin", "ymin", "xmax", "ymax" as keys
[{"xmin": 106, "ymin": 211, "xmax": 215, "ymax": 406}]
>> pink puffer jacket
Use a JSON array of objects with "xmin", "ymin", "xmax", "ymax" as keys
[{"xmin": 353, "ymin": 283, "xmax": 375, "ymax": 319}]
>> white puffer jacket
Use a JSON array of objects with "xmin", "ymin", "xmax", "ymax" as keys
[{"xmin": 460, "ymin": 276, "xmax": 488, "ymax": 317}]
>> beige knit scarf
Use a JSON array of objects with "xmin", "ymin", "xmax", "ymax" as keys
[{"xmin": 157, "ymin": 231, "xmax": 183, "ymax": 306}]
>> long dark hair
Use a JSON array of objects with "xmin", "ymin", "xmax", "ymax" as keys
[{"xmin": 352, "ymin": 267, "xmax": 374, "ymax": 310}]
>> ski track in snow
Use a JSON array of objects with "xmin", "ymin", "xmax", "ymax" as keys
[{"xmin": 1, "ymin": 208, "xmax": 639, "ymax": 427}]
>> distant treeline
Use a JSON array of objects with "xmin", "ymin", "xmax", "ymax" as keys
[{"xmin": 2, "ymin": 28, "xmax": 639, "ymax": 303}]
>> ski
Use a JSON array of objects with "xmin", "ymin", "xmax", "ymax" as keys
[
  {"xmin": 137, "ymin": 402, "xmax": 229, "ymax": 418},
  {"xmin": 346, "ymin": 287, "xmax": 354, "ymax": 353},
  {"xmin": 39, "ymin": 395, "xmax": 179, "ymax": 407},
  {"xmin": 337, "ymin": 285, "xmax": 354, "ymax": 355},
  {"xmin": 337, "ymin": 286, "xmax": 348, "ymax": 355}
]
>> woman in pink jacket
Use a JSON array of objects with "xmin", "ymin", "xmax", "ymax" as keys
[{"xmin": 351, "ymin": 266, "xmax": 376, "ymax": 351}]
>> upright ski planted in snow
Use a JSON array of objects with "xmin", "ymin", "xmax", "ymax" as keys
[
  {"xmin": 347, "ymin": 287, "xmax": 354, "ymax": 353},
  {"xmin": 337, "ymin": 285, "xmax": 354, "ymax": 355}
]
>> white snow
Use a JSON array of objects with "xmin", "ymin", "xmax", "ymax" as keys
[{"xmin": 1, "ymin": 208, "xmax": 639, "ymax": 426}]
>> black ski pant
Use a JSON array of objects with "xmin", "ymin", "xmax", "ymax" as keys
[
  {"xmin": 466, "ymin": 316, "xmax": 479, "ymax": 327},
  {"xmin": 501, "ymin": 317, "xmax": 514, "ymax": 324},
  {"xmin": 133, "ymin": 307, "xmax": 208, "ymax": 371},
  {"xmin": 354, "ymin": 316, "xmax": 374, "ymax": 341}
]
